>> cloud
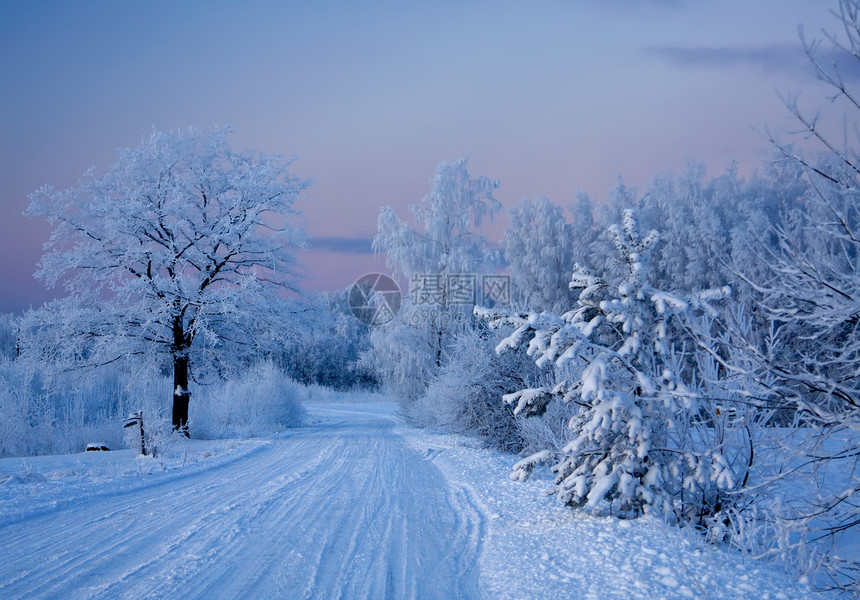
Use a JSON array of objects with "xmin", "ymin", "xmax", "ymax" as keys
[
  {"xmin": 309, "ymin": 236, "xmax": 374, "ymax": 255},
  {"xmin": 582, "ymin": 0, "xmax": 687, "ymax": 10},
  {"xmin": 645, "ymin": 43, "xmax": 860, "ymax": 82},
  {"xmin": 646, "ymin": 43, "xmax": 805, "ymax": 72}
]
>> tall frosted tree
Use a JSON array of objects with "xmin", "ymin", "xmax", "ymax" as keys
[
  {"xmin": 374, "ymin": 158, "xmax": 501, "ymax": 281},
  {"xmin": 24, "ymin": 127, "xmax": 308, "ymax": 434},
  {"xmin": 740, "ymin": 1, "xmax": 860, "ymax": 588},
  {"xmin": 504, "ymin": 196, "xmax": 577, "ymax": 314},
  {"xmin": 372, "ymin": 158, "xmax": 501, "ymax": 373}
]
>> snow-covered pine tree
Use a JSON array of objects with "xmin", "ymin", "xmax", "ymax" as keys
[{"xmin": 478, "ymin": 209, "xmax": 732, "ymax": 518}]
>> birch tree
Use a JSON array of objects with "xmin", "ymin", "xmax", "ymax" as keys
[{"xmin": 372, "ymin": 158, "xmax": 500, "ymax": 390}]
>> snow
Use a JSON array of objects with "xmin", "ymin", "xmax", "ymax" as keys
[
  {"xmin": 0, "ymin": 399, "xmax": 824, "ymax": 599},
  {"xmin": 399, "ymin": 420, "xmax": 822, "ymax": 600}
]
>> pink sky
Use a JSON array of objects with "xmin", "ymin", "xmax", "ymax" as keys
[{"xmin": 0, "ymin": 0, "xmax": 840, "ymax": 312}]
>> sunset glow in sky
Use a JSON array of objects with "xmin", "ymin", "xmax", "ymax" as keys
[{"xmin": 0, "ymin": 0, "xmax": 838, "ymax": 313}]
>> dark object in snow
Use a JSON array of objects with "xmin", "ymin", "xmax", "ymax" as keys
[{"xmin": 85, "ymin": 443, "xmax": 110, "ymax": 452}]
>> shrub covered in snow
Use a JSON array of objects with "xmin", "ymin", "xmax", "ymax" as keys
[
  {"xmin": 190, "ymin": 362, "xmax": 305, "ymax": 439},
  {"xmin": 408, "ymin": 327, "xmax": 543, "ymax": 453},
  {"xmin": 0, "ymin": 358, "xmax": 308, "ymax": 457},
  {"xmin": 0, "ymin": 358, "xmax": 166, "ymax": 457}
]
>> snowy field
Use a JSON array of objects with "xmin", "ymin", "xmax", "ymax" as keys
[{"xmin": 0, "ymin": 400, "xmax": 822, "ymax": 599}]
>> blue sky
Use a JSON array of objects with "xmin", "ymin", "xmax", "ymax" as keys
[{"xmin": 0, "ymin": 0, "xmax": 839, "ymax": 313}]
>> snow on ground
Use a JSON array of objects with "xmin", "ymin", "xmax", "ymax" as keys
[
  {"xmin": 0, "ymin": 401, "xmax": 480, "ymax": 599},
  {"xmin": 0, "ymin": 437, "xmax": 267, "ymax": 530},
  {"xmin": 0, "ymin": 399, "xmax": 824, "ymax": 599},
  {"xmin": 397, "ymin": 420, "xmax": 823, "ymax": 600}
]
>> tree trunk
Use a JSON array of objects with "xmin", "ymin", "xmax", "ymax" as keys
[
  {"xmin": 435, "ymin": 267, "xmax": 446, "ymax": 368},
  {"xmin": 172, "ymin": 353, "xmax": 190, "ymax": 435},
  {"xmin": 171, "ymin": 315, "xmax": 191, "ymax": 436},
  {"xmin": 435, "ymin": 324, "xmax": 443, "ymax": 368}
]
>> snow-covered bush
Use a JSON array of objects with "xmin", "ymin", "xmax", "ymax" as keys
[
  {"xmin": 0, "ymin": 358, "xmax": 308, "ymax": 456},
  {"xmin": 190, "ymin": 362, "xmax": 305, "ymax": 439},
  {"xmin": 479, "ymin": 210, "xmax": 739, "ymax": 520},
  {"xmin": 408, "ymin": 326, "xmax": 543, "ymax": 452},
  {"xmin": 513, "ymin": 393, "xmax": 581, "ymax": 457},
  {"xmin": 0, "ymin": 357, "xmax": 167, "ymax": 457}
]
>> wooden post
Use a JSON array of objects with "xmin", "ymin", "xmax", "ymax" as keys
[
  {"xmin": 137, "ymin": 412, "xmax": 146, "ymax": 456},
  {"xmin": 124, "ymin": 411, "xmax": 147, "ymax": 456}
]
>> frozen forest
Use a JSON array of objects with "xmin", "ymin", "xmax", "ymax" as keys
[{"xmin": 2, "ymin": 1, "xmax": 860, "ymax": 598}]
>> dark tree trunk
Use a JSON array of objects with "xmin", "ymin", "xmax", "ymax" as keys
[
  {"xmin": 435, "ymin": 324, "xmax": 443, "ymax": 368},
  {"xmin": 172, "ymin": 353, "xmax": 190, "ymax": 435},
  {"xmin": 171, "ymin": 315, "xmax": 191, "ymax": 436},
  {"xmin": 435, "ymin": 269, "xmax": 446, "ymax": 368}
]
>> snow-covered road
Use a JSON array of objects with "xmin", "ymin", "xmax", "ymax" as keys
[
  {"xmin": 0, "ymin": 403, "xmax": 483, "ymax": 600},
  {"xmin": 0, "ymin": 401, "xmax": 826, "ymax": 600}
]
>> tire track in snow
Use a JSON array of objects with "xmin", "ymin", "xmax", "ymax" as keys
[
  {"xmin": 0, "ymin": 403, "xmax": 484, "ymax": 600},
  {"xmin": 1, "ymin": 437, "xmax": 336, "ymax": 598}
]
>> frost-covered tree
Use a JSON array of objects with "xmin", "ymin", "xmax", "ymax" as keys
[
  {"xmin": 567, "ymin": 193, "xmax": 600, "ymax": 265},
  {"xmin": 737, "ymin": 1, "xmax": 860, "ymax": 589},
  {"xmin": 504, "ymin": 196, "xmax": 578, "ymax": 314},
  {"xmin": 370, "ymin": 159, "xmax": 500, "ymax": 401},
  {"xmin": 479, "ymin": 210, "xmax": 734, "ymax": 518},
  {"xmin": 24, "ymin": 127, "xmax": 308, "ymax": 434},
  {"xmin": 638, "ymin": 162, "xmax": 736, "ymax": 293},
  {"xmin": 374, "ymin": 159, "xmax": 500, "ymax": 285},
  {"xmin": 360, "ymin": 300, "xmax": 439, "ymax": 402},
  {"xmin": 759, "ymin": 5, "xmax": 860, "ymax": 427},
  {"xmin": 0, "ymin": 313, "xmax": 17, "ymax": 360},
  {"xmin": 275, "ymin": 290, "xmax": 376, "ymax": 390}
]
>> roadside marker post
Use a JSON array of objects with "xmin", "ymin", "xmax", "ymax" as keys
[{"xmin": 124, "ymin": 412, "xmax": 147, "ymax": 456}]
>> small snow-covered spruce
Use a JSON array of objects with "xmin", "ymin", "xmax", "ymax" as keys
[{"xmin": 477, "ymin": 209, "xmax": 732, "ymax": 519}]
